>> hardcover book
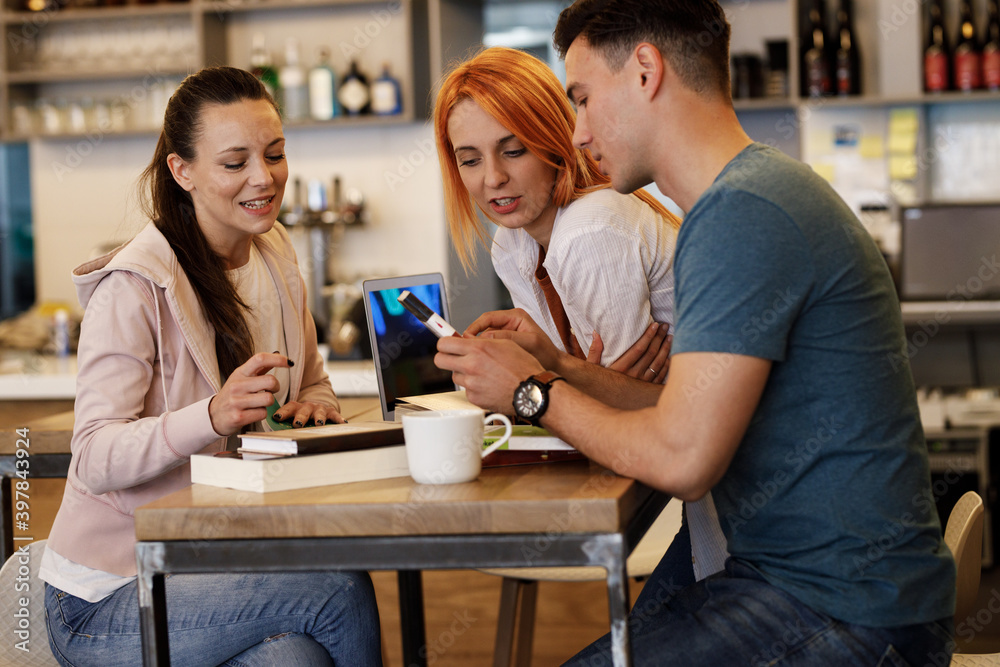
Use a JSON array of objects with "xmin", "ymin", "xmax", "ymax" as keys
[
  {"xmin": 237, "ymin": 421, "xmax": 404, "ymax": 456},
  {"xmin": 190, "ymin": 445, "xmax": 410, "ymax": 493}
]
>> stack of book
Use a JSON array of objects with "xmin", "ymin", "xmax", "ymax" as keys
[{"xmin": 190, "ymin": 422, "xmax": 408, "ymax": 493}]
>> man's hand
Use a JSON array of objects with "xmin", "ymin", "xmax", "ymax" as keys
[
  {"xmin": 588, "ymin": 323, "xmax": 672, "ymax": 383},
  {"xmin": 435, "ymin": 336, "xmax": 545, "ymax": 413},
  {"xmin": 466, "ymin": 308, "xmax": 566, "ymax": 371}
]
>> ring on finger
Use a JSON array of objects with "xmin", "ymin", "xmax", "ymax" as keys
[{"xmin": 648, "ymin": 366, "xmax": 658, "ymax": 375}]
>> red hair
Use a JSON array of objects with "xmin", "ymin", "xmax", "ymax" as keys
[{"xmin": 434, "ymin": 46, "xmax": 680, "ymax": 271}]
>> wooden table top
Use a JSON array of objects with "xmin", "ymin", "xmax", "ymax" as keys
[
  {"xmin": 135, "ymin": 462, "xmax": 653, "ymax": 541},
  {"xmin": 0, "ymin": 409, "xmax": 74, "ymax": 454}
]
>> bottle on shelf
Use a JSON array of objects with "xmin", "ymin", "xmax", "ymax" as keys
[
  {"xmin": 279, "ymin": 38, "xmax": 309, "ymax": 122},
  {"xmin": 800, "ymin": 0, "xmax": 832, "ymax": 97},
  {"xmin": 370, "ymin": 62, "xmax": 403, "ymax": 116},
  {"xmin": 250, "ymin": 33, "xmax": 279, "ymax": 102},
  {"xmin": 834, "ymin": 0, "xmax": 861, "ymax": 95},
  {"xmin": 308, "ymin": 47, "xmax": 340, "ymax": 122},
  {"xmin": 765, "ymin": 39, "xmax": 790, "ymax": 98},
  {"xmin": 337, "ymin": 60, "xmax": 371, "ymax": 117},
  {"xmin": 955, "ymin": 0, "xmax": 983, "ymax": 91},
  {"xmin": 983, "ymin": 0, "xmax": 1000, "ymax": 90},
  {"xmin": 924, "ymin": 0, "xmax": 952, "ymax": 92}
]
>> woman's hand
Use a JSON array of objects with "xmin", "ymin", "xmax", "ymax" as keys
[
  {"xmin": 587, "ymin": 323, "xmax": 672, "ymax": 384},
  {"xmin": 208, "ymin": 353, "xmax": 291, "ymax": 436},
  {"xmin": 273, "ymin": 400, "xmax": 345, "ymax": 428},
  {"xmin": 465, "ymin": 308, "xmax": 564, "ymax": 371}
]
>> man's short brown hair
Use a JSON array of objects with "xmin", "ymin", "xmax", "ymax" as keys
[{"xmin": 554, "ymin": 0, "xmax": 733, "ymax": 99}]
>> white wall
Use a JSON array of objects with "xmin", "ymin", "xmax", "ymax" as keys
[{"xmin": 30, "ymin": 121, "xmax": 449, "ymax": 310}]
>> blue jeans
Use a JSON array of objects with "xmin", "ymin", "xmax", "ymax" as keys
[
  {"xmin": 45, "ymin": 571, "xmax": 382, "ymax": 667},
  {"xmin": 566, "ymin": 541, "xmax": 954, "ymax": 666}
]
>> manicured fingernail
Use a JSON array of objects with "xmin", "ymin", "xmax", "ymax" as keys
[
  {"xmin": 316, "ymin": 420, "xmax": 325, "ymax": 426},
  {"xmin": 287, "ymin": 359, "xmax": 294, "ymax": 367},
  {"xmin": 294, "ymin": 420, "xmax": 303, "ymax": 427},
  {"xmin": 274, "ymin": 413, "xmax": 283, "ymax": 421}
]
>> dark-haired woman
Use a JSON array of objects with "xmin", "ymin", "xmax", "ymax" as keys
[{"xmin": 39, "ymin": 67, "xmax": 382, "ymax": 666}]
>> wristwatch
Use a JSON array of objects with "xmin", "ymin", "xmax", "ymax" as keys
[{"xmin": 512, "ymin": 371, "xmax": 566, "ymax": 426}]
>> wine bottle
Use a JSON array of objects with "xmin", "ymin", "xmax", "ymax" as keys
[
  {"xmin": 924, "ymin": 0, "xmax": 951, "ymax": 92},
  {"xmin": 834, "ymin": 0, "xmax": 861, "ymax": 95},
  {"xmin": 250, "ymin": 33, "xmax": 279, "ymax": 101},
  {"xmin": 955, "ymin": 0, "xmax": 983, "ymax": 90},
  {"xmin": 338, "ymin": 60, "xmax": 371, "ymax": 116},
  {"xmin": 371, "ymin": 63, "xmax": 403, "ymax": 115},
  {"xmin": 280, "ymin": 38, "xmax": 309, "ymax": 122},
  {"xmin": 308, "ymin": 47, "xmax": 339, "ymax": 121},
  {"xmin": 984, "ymin": 0, "xmax": 1000, "ymax": 90},
  {"xmin": 801, "ymin": 0, "xmax": 832, "ymax": 97}
]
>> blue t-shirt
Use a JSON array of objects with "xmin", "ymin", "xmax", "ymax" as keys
[{"xmin": 671, "ymin": 143, "xmax": 955, "ymax": 627}]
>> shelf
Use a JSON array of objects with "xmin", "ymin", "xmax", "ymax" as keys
[
  {"xmin": 200, "ymin": 0, "xmax": 375, "ymax": 13},
  {"xmin": 7, "ymin": 126, "xmax": 161, "ymax": 141},
  {"xmin": 901, "ymin": 301, "xmax": 1000, "ymax": 327},
  {"xmin": 732, "ymin": 98, "xmax": 796, "ymax": 111},
  {"xmin": 282, "ymin": 112, "xmax": 416, "ymax": 130},
  {"xmin": 5, "ymin": 67, "xmax": 191, "ymax": 84},
  {"xmin": 2, "ymin": 3, "xmax": 192, "ymax": 22},
  {"xmin": 735, "ymin": 91, "xmax": 1000, "ymax": 113}
]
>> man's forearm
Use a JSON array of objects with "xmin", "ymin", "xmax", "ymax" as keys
[{"xmin": 554, "ymin": 353, "xmax": 664, "ymax": 409}]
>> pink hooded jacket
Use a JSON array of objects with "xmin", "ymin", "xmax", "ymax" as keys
[{"xmin": 45, "ymin": 221, "xmax": 336, "ymax": 576}]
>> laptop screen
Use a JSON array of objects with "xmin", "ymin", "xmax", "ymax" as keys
[{"xmin": 362, "ymin": 273, "xmax": 457, "ymax": 421}]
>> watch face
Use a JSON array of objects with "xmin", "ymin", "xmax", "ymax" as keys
[{"xmin": 514, "ymin": 381, "xmax": 544, "ymax": 418}]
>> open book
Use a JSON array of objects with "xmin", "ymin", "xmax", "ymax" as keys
[{"xmin": 395, "ymin": 390, "xmax": 477, "ymax": 417}]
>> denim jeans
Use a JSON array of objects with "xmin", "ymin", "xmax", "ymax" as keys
[
  {"xmin": 45, "ymin": 571, "xmax": 382, "ymax": 667},
  {"xmin": 566, "ymin": 542, "xmax": 954, "ymax": 667}
]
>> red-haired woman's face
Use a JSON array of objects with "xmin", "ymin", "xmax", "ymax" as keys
[{"xmin": 448, "ymin": 99, "xmax": 559, "ymax": 247}]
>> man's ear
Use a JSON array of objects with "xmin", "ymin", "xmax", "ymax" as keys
[
  {"xmin": 166, "ymin": 153, "xmax": 195, "ymax": 192},
  {"xmin": 634, "ymin": 43, "xmax": 665, "ymax": 99}
]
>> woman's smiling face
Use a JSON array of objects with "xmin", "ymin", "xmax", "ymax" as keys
[
  {"xmin": 447, "ymin": 98, "xmax": 559, "ymax": 247},
  {"xmin": 168, "ymin": 98, "xmax": 287, "ymax": 265}
]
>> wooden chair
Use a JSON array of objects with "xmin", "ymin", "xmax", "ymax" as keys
[
  {"xmin": 946, "ymin": 491, "xmax": 991, "ymax": 666},
  {"xmin": 480, "ymin": 499, "xmax": 682, "ymax": 667},
  {"xmin": 0, "ymin": 539, "xmax": 59, "ymax": 667}
]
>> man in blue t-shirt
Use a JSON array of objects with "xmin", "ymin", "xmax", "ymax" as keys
[{"xmin": 434, "ymin": 0, "xmax": 956, "ymax": 664}]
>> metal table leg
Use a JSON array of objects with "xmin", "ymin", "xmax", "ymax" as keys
[
  {"xmin": 1, "ymin": 475, "xmax": 12, "ymax": 564},
  {"xmin": 397, "ymin": 570, "xmax": 427, "ymax": 667},
  {"xmin": 606, "ymin": 552, "xmax": 633, "ymax": 667},
  {"xmin": 136, "ymin": 543, "xmax": 170, "ymax": 666}
]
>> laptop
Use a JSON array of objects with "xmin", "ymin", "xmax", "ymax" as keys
[{"xmin": 361, "ymin": 273, "xmax": 457, "ymax": 421}]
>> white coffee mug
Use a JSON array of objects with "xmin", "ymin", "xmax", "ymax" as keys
[{"xmin": 401, "ymin": 409, "xmax": 513, "ymax": 484}]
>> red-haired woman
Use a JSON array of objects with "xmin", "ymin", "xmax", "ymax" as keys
[{"xmin": 434, "ymin": 47, "xmax": 727, "ymax": 584}]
